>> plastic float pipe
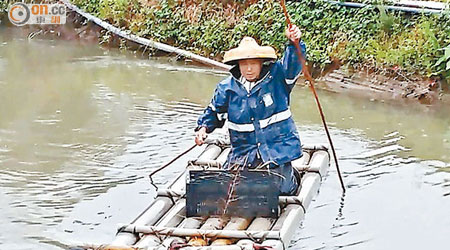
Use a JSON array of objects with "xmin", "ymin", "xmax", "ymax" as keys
[
  {"xmin": 189, "ymin": 158, "xmax": 223, "ymax": 168},
  {"xmin": 307, "ymin": 150, "xmax": 330, "ymax": 177},
  {"xmin": 134, "ymin": 200, "xmax": 186, "ymax": 248},
  {"xmin": 215, "ymin": 148, "xmax": 231, "ymax": 165},
  {"xmin": 156, "ymin": 217, "xmax": 205, "ymax": 250},
  {"xmin": 291, "ymin": 151, "xmax": 311, "ymax": 167},
  {"xmin": 191, "ymin": 147, "xmax": 231, "ymax": 168},
  {"xmin": 292, "ymin": 150, "xmax": 329, "ymax": 177},
  {"xmin": 210, "ymin": 217, "xmax": 252, "ymax": 246},
  {"xmin": 61, "ymin": 0, "xmax": 232, "ymax": 70},
  {"xmin": 236, "ymin": 217, "xmax": 276, "ymax": 247},
  {"xmin": 280, "ymin": 0, "xmax": 345, "ymax": 192},
  {"xmin": 246, "ymin": 217, "xmax": 276, "ymax": 231},
  {"xmin": 263, "ymin": 204, "xmax": 305, "ymax": 249},
  {"xmin": 110, "ymin": 197, "xmax": 174, "ymax": 246},
  {"xmin": 196, "ymin": 144, "xmax": 222, "ymax": 161},
  {"xmin": 263, "ymin": 151, "xmax": 328, "ymax": 249},
  {"xmin": 188, "ymin": 217, "xmax": 229, "ymax": 246}
]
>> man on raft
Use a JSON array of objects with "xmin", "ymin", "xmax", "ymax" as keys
[{"xmin": 194, "ymin": 25, "xmax": 306, "ymax": 195}]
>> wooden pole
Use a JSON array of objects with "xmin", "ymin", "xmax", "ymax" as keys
[
  {"xmin": 148, "ymin": 144, "xmax": 197, "ymax": 180},
  {"xmin": 61, "ymin": 0, "xmax": 232, "ymax": 71},
  {"xmin": 280, "ymin": 0, "xmax": 345, "ymax": 192},
  {"xmin": 117, "ymin": 225, "xmax": 281, "ymax": 240}
]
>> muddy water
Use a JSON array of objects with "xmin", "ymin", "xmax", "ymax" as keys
[{"xmin": 0, "ymin": 29, "xmax": 449, "ymax": 250}]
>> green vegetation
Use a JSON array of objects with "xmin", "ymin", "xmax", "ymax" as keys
[
  {"xmin": 0, "ymin": 0, "xmax": 7, "ymax": 10},
  {"xmin": 49, "ymin": 1, "xmax": 450, "ymax": 81},
  {"xmin": 0, "ymin": 1, "xmax": 8, "ymax": 20}
]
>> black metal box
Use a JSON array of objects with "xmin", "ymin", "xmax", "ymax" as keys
[{"xmin": 186, "ymin": 169, "xmax": 280, "ymax": 218}]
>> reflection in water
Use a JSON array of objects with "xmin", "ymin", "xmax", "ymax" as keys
[{"xmin": 0, "ymin": 29, "xmax": 449, "ymax": 250}]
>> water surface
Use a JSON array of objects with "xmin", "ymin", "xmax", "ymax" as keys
[{"xmin": 0, "ymin": 28, "xmax": 449, "ymax": 250}]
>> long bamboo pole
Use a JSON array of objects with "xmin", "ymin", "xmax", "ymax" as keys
[
  {"xmin": 280, "ymin": 0, "xmax": 345, "ymax": 192},
  {"xmin": 61, "ymin": 0, "xmax": 232, "ymax": 70}
]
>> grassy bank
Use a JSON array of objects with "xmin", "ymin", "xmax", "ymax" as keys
[
  {"xmin": 0, "ymin": 1, "xmax": 7, "ymax": 21},
  {"xmin": 8, "ymin": 0, "xmax": 450, "ymax": 82}
]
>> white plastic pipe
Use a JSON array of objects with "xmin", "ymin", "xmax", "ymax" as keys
[
  {"xmin": 111, "ymin": 197, "xmax": 174, "ymax": 246},
  {"xmin": 135, "ymin": 200, "xmax": 186, "ymax": 248}
]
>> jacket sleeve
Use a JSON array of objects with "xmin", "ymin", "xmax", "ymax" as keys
[
  {"xmin": 281, "ymin": 40, "xmax": 307, "ymax": 93},
  {"xmin": 196, "ymin": 81, "xmax": 228, "ymax": 133}
]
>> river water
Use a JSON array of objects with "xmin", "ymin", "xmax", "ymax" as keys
[{"xmin": 0, "ymin": 28, "xmax": 449, "ymax": 250}]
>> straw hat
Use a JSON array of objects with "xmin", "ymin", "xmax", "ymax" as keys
[{"xmin": 223, "ymin": 37, "xmax": 277, "ymax": 65}]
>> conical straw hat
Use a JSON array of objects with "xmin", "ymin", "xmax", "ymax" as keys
[{"xmin": 223, "ymin": 37, "xmax": 277, "ymax": 65}]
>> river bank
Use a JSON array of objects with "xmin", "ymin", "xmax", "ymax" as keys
[
  {"xmin": 1, "ymin": 0, "xmax": 450, "ymax": 103},
  {"xmin": 67, "ymin": 0, "xmax": 450, "ymax": 81}
]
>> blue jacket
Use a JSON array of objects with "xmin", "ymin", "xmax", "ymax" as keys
[{"xmin": 197, "ymin": 41, "xmax": 306, "ymax": 168}]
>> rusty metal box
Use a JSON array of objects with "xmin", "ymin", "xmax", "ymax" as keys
[{"xmin": 186, "ymin": 169, "xmax": 280, "ymax": 218}]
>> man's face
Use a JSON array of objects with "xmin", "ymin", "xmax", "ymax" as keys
[{"xmin": 239, "ymin": 59, "xmax": 263, "ymax": 82}]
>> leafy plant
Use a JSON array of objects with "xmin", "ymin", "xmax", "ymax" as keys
[
  {"xmin": 435, "ymin": 45, "xmax": 450, "ymax": 79},
  {"xmin": 0, "ymin": 0, "xmax": 10, "ymax": 21},
  {"xmin": 68, "ymin": 0, "xmax": 450, "ymax": 82},
  {"xmin": 377, "ymin": 6, "xmax": 395, "ymax": 34}
]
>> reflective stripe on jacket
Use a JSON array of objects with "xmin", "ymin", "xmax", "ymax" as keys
[{"xmin": 197, "ymin": 40, "xmax": 306, "ymax": 167}]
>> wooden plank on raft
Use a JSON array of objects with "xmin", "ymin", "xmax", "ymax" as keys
[{"xmin": 117, "ymin": 225, "xmax": 281, "ymax": 240}]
